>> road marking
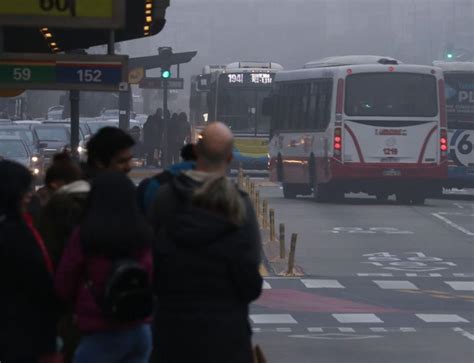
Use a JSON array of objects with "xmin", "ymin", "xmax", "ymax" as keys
[
  {"xmin": 276, "ymin": 327, "xmax": 293, "ymax": 333},
  {"xmin": 452, "ymin": 327, "xmax": 474, "ymax": 341},
  {"xmin": 453, "ymin": 273, "xmax": 474, "ymax": 278},
  {"xmin": 252, "ymin": 328, "xmax": 262, "ymax": 333},
  {"xmin": 338, "ymin": 327, "xmax": 356, "ymax": 333},
  {"xmin": 373, "ymin": 280, "xmax": 419, "ymax": 290},
  {"xmin": 454, "ymin": 203, "xmax": 465, "ymax": 209},
  {"xmin": 400, "ymin": 327, "xmax": 417, "ymax": 332},
  {"xmin": 262, "ymin": 281, "xmax": 272, "ymax": 289},
  {"xmin": 370, "ymin": 327, "xmax": 388, "ymax": 333},
  {"xmin": 429, "ymin": 273, "xmax": 442, "ymax": 277},
  {"xmin": 333, "ymin": 314, "xmax": 384, "ymax": 324},
  {"xmin": 445, "ymin": 281, "xmax": 474, "ymax": 291},
  {"xmin": 432, "ymin": 213, "xmax": 474, "ymax": 236},
  {"xmin": 358, "ymin": 273, "xmax": 394, "ymax": 277},
  {"xmin": 307, "ymin": 327, "xmax": 324, "ymax": 333},
  {"xmin": 301, "ymin": 279, "xmax": 345, "ymax": 289},
  {"xmin": 250, "ymin": 314, "xmax": 298, "ymax": 324},
  {"xmin": 416, "ymin": 314, "xmax": 469, "ymax": 323}
]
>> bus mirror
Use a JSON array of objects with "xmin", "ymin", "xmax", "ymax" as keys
[{"xmin": 262, "ymin": 97, "xmax": 272, "ymax": 116}]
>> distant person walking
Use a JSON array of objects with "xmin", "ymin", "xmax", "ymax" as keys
[
  {"xmin": 143, "ymin": 108, "xmax": 162, "ymax": 167},
  {"xmin": 55, "ymin": 172, "xmax": 154, "ymax": 363},
  {"xmin": 150, "ymin": 122, "xmax": 262, "ymax": 363},
  {"xmin": 0, "ymin": 160, "xmax": 59, "ymax": 363}
]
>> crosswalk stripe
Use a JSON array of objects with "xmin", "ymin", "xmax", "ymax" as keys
[
  {"xmin": 338, "ymin": 327, "xmax": 355, "ymax": 332},
  {"xmin": 373, "ymin": 280, "xmax": 419, "ymax": 290},
  {"xmin": 333, "ymin": 314, "xmax": 384, "ymax": 324},
  {"xmin": 307, "ymin": 327, "xmax": 323, "ymax": 332},
  {"xmin": 250, "ymin": 314, "xmax": 298, "ymax": 324},
  {"xmin": 301, "ymin": 279, "xmax": 345, "ymax": 289},
  {"xmin": 416, "ymin": 314, "xmax": 469, "ymax": 323},
  {"xmin": 262, "ymin": 281, "xmax": 272, "ymax": 289},
  {"xmin": 444, "ymin": 281, "xmax": 474, "ymax": 291}
]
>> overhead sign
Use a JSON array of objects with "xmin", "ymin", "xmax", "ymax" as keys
[
  {"xmin": 0, "ymin": 0, "xmax": 125, "ymax": 28},
  {"xmin": 139, "ymin": 77, "xmax": 184, "ymax": 90},
  {"xmin": 128, "ymin": 67, "xmax": 145, "ymax": 85},
  {"xmin": 0, "ymin": 53, "xmax": 128, "ymax": 92}
]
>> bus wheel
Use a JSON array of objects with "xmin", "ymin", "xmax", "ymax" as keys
[
  {"xmin": 396, "ymin": 193, "xmax": 411, "ymax": 205},
  {"xmin": 376, "ymin": 193, "xmax": 389, "ymax": 203},
  {"xmin": 283, "ymin": 184, "xmax": 297, "ymax": 199}
]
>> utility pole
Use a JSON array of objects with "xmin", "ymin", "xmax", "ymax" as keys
[
  {"xmin": 162, "ymin": 77, "xmax": 169, "ymax": 167},
  {"xmin": 69, "ymin": 90, "xmax": 80, "ymax": 160}
]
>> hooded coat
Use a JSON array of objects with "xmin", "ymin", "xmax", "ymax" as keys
[{"xmin": 150, "ymin": 172, "xmax": 262, "ymax": 363}]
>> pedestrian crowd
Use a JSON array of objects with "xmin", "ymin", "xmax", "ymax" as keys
[
  {"xmin": 0, "ymin": 122, "xmax": 262, "ymax": 363},
  {"xmin": 143, "ymin": 108, "xmax": 191, "ymax": 168}
]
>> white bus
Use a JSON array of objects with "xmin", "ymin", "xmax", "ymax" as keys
[
  {"xmin": 433, "ymin": 61, "xmax": 474, "ymax": 189},
  {"xmin": 266, "ymin": 56, "xmax": 448, "ymax": 204},
  {"xmin": 190, "ymin": 62, "xmax": 283, "ymax": 170}
]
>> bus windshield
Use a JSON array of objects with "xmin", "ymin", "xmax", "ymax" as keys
[
  {"xmin": 217, "ymin": 74, "xmax": 273, "ymax": 134},
  {"xmin": 444, "ymin": 73, "xmax": 474, "ymax": 129},
  {"xmin": 345, "ymin": 73, "xmax": 438, "ymax": 117}
]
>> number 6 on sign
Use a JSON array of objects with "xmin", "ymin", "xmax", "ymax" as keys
[{"xmin": 13, "ymin": 68, "xmax": 31, "ymax": 81}]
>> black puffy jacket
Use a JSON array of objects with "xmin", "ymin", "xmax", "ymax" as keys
[{"xmin": 150, "ymin": 173, "xmax": 262, "ymax": 363}]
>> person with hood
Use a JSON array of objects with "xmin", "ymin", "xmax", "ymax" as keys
[
  {"xmin": 150, "ymin": 122, "xmax": 262, "ymax": 363},
  {"xmin": 143, "ymin": 108, "xmax": 162, "ymax": 167},
  {"xmin": 55, "ymin": 172, "xmax": 154, "ymax": 363},
  {"xmin": 137, "ymin": 143, "xmax": 197, "ymax": 214},
  {"xmin": 0, "ymin": 160, "xmax": 59, "ymax": 363}
]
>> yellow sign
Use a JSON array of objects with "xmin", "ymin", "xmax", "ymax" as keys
[
  {"xmin": 128, "ymin": 68, "xmax": 145, "ymax": 85},
  {"xmin": 234, "ymin": 137, "xmax": 269, "ymax": 158},
  {"xmin": 0, "ymin": 0, "xmax": 124, "ymax": 29}
]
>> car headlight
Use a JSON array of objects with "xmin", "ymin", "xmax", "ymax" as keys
[
  {"xmin": 78, "ymin": 146, "xmax": 84, "ymax": 154},
  {"xmin": 31, "ymin": 156, "xmax": 39, "ymax": 163},
  {"xmin": 33, "ymin": 168, "xmax": 40, "ymax": 175}
]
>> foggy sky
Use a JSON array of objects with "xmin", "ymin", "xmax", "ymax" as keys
[{"xmin": 121, "ymin": 0, "xmax": 474, "ymax": 111}]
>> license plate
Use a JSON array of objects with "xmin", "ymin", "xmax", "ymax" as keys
[{"xmin": 383, "ymin": 169, "xmax": 401, "ymax": 176}]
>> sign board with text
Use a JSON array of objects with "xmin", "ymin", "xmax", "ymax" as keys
[
  {"xmin": 0, "ymin": 53, "xmax": 128, "ymax": 92},
  {"xmin": 139, "ymin": 77, "xmax": 184, "ymax": 90},
  {"xmin": 0, "ymin": 0, "xmax": 125, "ymax": 28}
]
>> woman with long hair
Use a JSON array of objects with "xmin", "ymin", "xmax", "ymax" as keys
[
  {"xmin": 0, "ymin": 160, "xmax": 59, "ymax": 363},
  {"xmin": 55, "ymin": 171, "xmax": 153, "ymax": 363}
]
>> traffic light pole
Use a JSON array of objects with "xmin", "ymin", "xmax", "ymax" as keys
[{"xmin": 162, "ymin": 78, "xmax": 169, "ymax": 168}]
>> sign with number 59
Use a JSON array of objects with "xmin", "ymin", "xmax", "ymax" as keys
[{"xmin": 0, "ymin": 0, "xmax": 125, "ymax": 29}]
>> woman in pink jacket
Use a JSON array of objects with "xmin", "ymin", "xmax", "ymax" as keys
[{"xmin": 55, "ymin": 172, "xmax": 154, "ymax": 363}]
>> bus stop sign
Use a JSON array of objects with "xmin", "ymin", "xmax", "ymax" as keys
[
  {"xmin": 0, "ymin": 53, "xmax": 128, "ymax": 92},
  {"xmin": 0, "ymin": 0, "xmax": 125, "ymax": 29}
]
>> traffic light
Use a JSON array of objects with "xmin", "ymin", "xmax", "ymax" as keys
[
  {"xmin": 161, "ymin": 67, "xmax": 171, "ymax": 79},
  {"xmin": 446, "ymin": 42, "xmax": 455, "ymax": 61}
]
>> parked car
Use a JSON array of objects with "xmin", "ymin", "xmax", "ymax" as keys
[
  {"xmin": 0, "ymin": 124, "xmax": 42, "ymax": 154},
  {"xmin": 0, "ymin": 136, "xmax": 44, "ymax": 178},
  {"xmin": 47, "ymin": 105, "xmax": 64, "ymax": 120},
  {"xmin": 32, "ymin": 124, "xmax": 70, "ymax": 163}
]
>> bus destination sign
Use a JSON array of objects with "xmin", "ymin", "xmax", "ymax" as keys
[{"xmin": 224, "ymin": 73, "xmax": 273, "ymax": 86}]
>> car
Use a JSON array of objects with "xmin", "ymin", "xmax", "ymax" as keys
[
  {"xmin": 32, "ymin": 124, "xmax": 71, "ymax": 163},
  {"xmin": 100, "ymin": 109, "xmax": 120, "ymax": 120},
  {"xmin": 0, "ymin": 136, "xmax": 44, "ymax": 178},
  {"xmin": 42, "ymin": 121, "xmax": 90, "ymax": 160},
  {"xmin": 0, "ymin": 124, "xmax": 42, "ymax": 155}
]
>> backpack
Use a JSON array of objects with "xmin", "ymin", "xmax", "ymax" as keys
[{"xmin": 87, "ymin": 259, "xmax": 154, "ymax": 323}]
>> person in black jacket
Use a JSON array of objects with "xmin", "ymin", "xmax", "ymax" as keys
[
  {"xmin": 150, "ymin": 122, "xmax": 262, "ymax": 363},
  {"xmin": 0, "ymin": 160, "xmax": 59, "ymax": 363}
]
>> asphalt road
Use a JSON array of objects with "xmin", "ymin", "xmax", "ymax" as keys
[{"xmin": 252, "ymin": 186, "xmax": 474, "ymax": 363}]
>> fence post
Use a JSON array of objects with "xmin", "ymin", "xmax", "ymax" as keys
[
  {"xmin": 269, "ymin": 209, "xmax": 275, "ymax": 242},
  {"xmin": 255, "ymin": 191, "xmax": 261, "ymax": 219},
  {"xmin": 279, "ymin": 223, "xmax": 286, "ymax": 259},
  {"xmin": 287, "ymin": 233, "xmax": 298, "ymax": 275},
  {"xmin": 262, "ymin": 200, "xmax": 268, "ymax": 229}
]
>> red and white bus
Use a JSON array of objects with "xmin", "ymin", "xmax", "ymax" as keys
[{"xmin": 266, "ymin": 56, "xmax": 448, "ymax": 204}]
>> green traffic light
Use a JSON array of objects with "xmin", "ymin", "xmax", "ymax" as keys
[
  {"xmin": 447, "ymin": 53, "xmax": 454, "ymax": 59},
  {"xmin": 162, "ymin": 70, "xmax": 171, "ymax": 79}
]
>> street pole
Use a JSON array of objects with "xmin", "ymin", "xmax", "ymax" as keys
[
  {"xmin": 69, "ymin": 90, "xmax": 80, "ymax": 161},
  {"xmin": 162, "ymin": 79, "xmax": 169, "ymax": 168},
  {"xmin": 119, "ymin": 86, "xmax": 130, "ymax": 131}
]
